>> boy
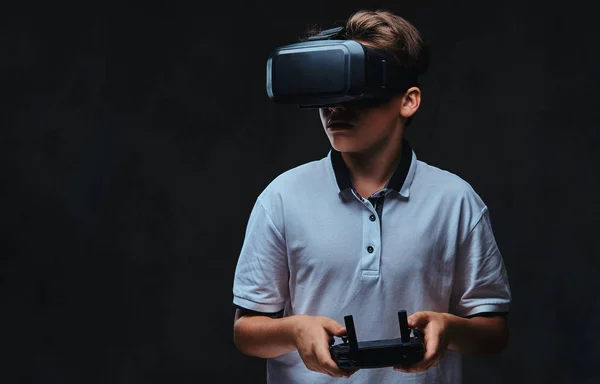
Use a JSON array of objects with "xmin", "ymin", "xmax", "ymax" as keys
[{"xmin": 232, "ymin": 9, "xmax": 511, "ymax": 383}]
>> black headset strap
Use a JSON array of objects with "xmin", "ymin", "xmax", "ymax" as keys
[{"xmin": 306, "ymin": 26, "xmax": 346, "ymax": 41}]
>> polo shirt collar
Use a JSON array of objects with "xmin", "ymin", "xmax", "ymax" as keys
[{"xmin": 329, "ymin": 139, "xmax": 416, "ymax": 198}]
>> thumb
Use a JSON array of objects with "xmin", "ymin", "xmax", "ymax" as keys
[
  {"xmin": 407, "ymin": 311, "xmax": 429, "ymax": 329},
  {"xmin": 323, "ymin": 318, "xmax": 346, "ymax": 336}
]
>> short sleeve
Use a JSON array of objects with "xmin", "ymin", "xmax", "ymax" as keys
[
  {"xmin": 449, "ymin": 206, "xmax": 512, "ymax": 317},
  {"xmin": 232, "ymin": 198, "xmax": 289, "ymax": 313}
]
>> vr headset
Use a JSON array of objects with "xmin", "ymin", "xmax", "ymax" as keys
[{"xmin": 266, "ymin": 26, "xmax": 419, "ymax": 109}]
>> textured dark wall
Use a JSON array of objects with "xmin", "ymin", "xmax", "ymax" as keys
[{"xmin": 2, "ymin": 1, "xmax": 599, "ymax": 383}]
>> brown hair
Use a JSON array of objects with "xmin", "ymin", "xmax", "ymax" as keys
[
  {"xmin": 304, "ymin": 10, "xmax": 428, "ymax": 126},
  {"xmin": 305, "ymin": 9, "xmax": 429, "ymax": 78}
]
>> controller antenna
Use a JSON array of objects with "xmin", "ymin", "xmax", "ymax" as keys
[
  {"xmin": 343, "ymin": 315, "xmax": 359, "ymax": 353},
  {"xmin": 398, "ymin": 310, "xmax": 410, "ymax": 343}
]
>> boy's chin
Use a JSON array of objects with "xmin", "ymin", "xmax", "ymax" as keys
[{"xmin": 329, "ymin": 139, "xmax": 368, "ymax": 154}]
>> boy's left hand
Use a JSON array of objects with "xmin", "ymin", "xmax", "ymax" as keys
[{"xmin": 393, "ymin": 311, "xmax": 450, "ymax": 373}]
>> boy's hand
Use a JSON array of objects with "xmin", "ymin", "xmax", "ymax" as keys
[
  {"xmin": 291, "ymin": 315, "xmax": 358, "ymax": 379},
  {"xmin": 393, "ymin": 311, "xmax": 450, "ymax": 373}
]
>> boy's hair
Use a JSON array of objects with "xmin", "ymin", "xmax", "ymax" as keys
[
  {"xmin": 345, "ymin": 10, "xmax": 429, "ymax": 77},
  {"xmin": 306, "ymin": 9, "xmax": 429, "ymax": 77},
  {"xmin": 305, "ymin": 9, "xmax": 429, "ymax": 126}
]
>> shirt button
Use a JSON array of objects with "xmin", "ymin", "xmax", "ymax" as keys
[
  {"xmin": 367, "ymin": 246, "xmax": 374, "ymax": 253},
  {"xmin": 369, "ymin": 215, "xmax": 376, "ymax": 222}
]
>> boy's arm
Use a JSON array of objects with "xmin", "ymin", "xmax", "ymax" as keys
[
  {"xmin": 446, "ymin": 312, "xmax": 509, "ymax": 355},
  {"xmin": 233, "ymin": 308, "xmax": 297, "ymax": 359}
]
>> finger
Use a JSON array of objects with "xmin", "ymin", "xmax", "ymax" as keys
[
  {"xmin": 408, "ymin": 348, "xmax": 434, "ymax": 371},
  {"xmin": 320, "ymin": 355, "xmax": 348, "ymax": 377},
  {"xmin": 305, "ymin": 361, "xmax": 321, "ymax": 374},
  {"xmin": 429, "ymin": 347, "xmax": 447, "ymax": 369},
  {"xmin": 308, "ymin": 344, "xmax": 336, "ymax": 377},
  {"xmin": 323, "ymin": 318, "xmax": 346, "ymax": 337},
  {"xmin": 407, "ymin": 341, "xmax": 439, "ymax": 372},
  {"xmin": 302, "ymin": 349, "xmax": 329, "ymax": 376},
  {"xmin": 407, "ymin": 311, "xmax": 429, "ymax": 329},
  {"xmin": 429, "ymin": 356, "xmax": 442, "ymax": 368},
  {"xmin": 394, "ymin": 363, "xmax": 427, "ymax": 373},
  {"xmin": 345, "ymin": 369, "xmax": 359, "ymax": 377},
  {"xmin": 307, "ymin": 360, "xmax": 333, "ymax": 377},
  {"xmin": 302, "ymin": 354, "xmax": 322, "ymax": 374},
  {"xmin": 422, "ymin": 331, "xmax": 440, "ymax": 368},
  {"xmin": 315, "ymin": 344, "xmax": 349, "ymax": 377},
  {"xmin": 395, "ymin": 331, "xmax": 440, "ymax": 373},
  {"xmin": 406, "ymin": 356, "xmax": 440, "ymax": 373}
]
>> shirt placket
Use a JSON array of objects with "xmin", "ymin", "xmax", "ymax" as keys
[{"xmin": 352, "ymin": 188, "xmax": 387, "ymax": 278}]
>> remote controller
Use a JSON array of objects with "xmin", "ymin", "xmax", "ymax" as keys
[{"xmin": 329, "ymin": 310, "xmax": 425, "ymax": 370}]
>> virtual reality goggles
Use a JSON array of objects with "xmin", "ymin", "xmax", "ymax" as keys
[{"xmin": 266, "ymin": 26, "xmax": 419, "ymax": 109}]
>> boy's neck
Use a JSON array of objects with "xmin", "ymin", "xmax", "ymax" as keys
[{"xmin": 341, "ymin": 136, "xmax": 404, "ymax": 199}]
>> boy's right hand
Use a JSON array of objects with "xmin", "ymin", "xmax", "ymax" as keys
[{"xmin": 290, "ymin": 315, "xmax": 358, "ymax": 379}]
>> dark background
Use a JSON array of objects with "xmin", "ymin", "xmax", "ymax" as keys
[{"xmin": 2, "ymin": 0, "xmax": 599, "ymax": 383}]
